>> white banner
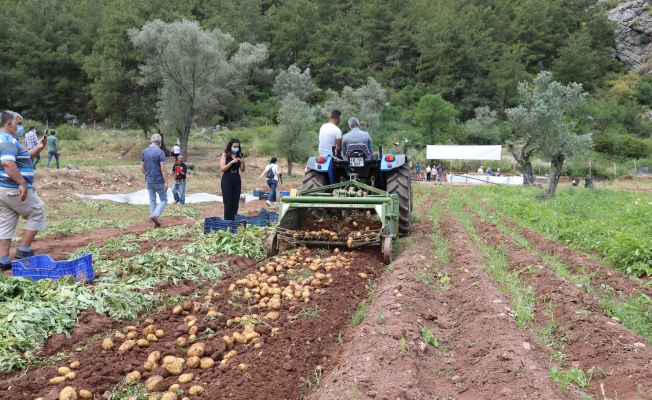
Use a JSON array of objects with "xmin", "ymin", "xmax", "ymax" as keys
[{"xmin": 426, "ymin": 145, "xmax": 502, "ymax": 160}]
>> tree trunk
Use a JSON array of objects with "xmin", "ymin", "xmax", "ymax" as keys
[
  {"xmin": 541, "ymin": 153, "xmax": 564, "ymax": 198},
  {"xmin": 508, "ymin": 142, "xmax": 535, "ymax": 185},
  {"xmin": 180, "ymin": 123, "xmax": 191, "ymax": 161},
  {"xmin": 287, "ymin": 160, "xmax": 293, "ymax": 176},
  {"xmin": 157, "ymin": 129, "xmax": 169, "ymax": 156}
]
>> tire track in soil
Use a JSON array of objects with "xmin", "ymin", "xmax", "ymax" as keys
[
  {"xmin": 479, "ymin": 202, "xmax": 652, "ymax": 300},
  {"xmin": 309, "ymin": 191, "xmax": 571, "ymax": 400},
  {"xmin": 469, "ymin": 207, "xmax": 652, "ymax": 399},
  {"xmin": 0, "ymin": 243, "xmax": 386, "ymax": 400}
]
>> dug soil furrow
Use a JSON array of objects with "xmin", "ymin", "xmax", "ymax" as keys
[
  {"xmin": 0, "ymin": 245, "xmax": 385, "ymax": 400},
  {"xmin": 470, "ymin": 210, "xmax": 652, "ymax": 399},
  {"xmin": 434, "ymin": 207, "xmax": 576, "ymax": 399},
  {"xmin": 309, "ymin": 193, "xmax": 571, "ymax": 399}
]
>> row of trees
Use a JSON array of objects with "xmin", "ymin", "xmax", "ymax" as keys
[{"xmin": 0, "ymin": 0, "xmax": 618, "ymax": 126}]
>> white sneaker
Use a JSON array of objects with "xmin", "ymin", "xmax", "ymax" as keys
[{"xmin": 266, "ymin": 200, "xmax": 272, "ymax": 207}]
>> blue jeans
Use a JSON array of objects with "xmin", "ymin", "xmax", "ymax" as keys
[
  {"xmin": 46, "ymin": 152, "xmax": 59, "ymax": 169},
  {"xmin": 172, "ymin": 180, "xmax": 186, "ymax": 204},
  {"xmin": 32, "ymin": 153, "xmax": 40, "ymax": 168},
  {"xmin": 267, "ymin": 179, "xmax": 278, "ymax": 202},
  {"xmin": 147, "ymin": 182, "xmax": 167, "ymax": 217}
]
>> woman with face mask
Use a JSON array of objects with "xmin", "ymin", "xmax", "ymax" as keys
[{"xmin": 220, "ymin": 138, "xmax": 246, "ymax": 220}]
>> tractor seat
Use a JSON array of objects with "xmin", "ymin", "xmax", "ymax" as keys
[{"xmin": 346, "ymin": 144, "xmax": 372, "ymax": 160}]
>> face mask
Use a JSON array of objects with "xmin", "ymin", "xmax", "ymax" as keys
[
  {"xmin": 15, "ymin": 125, "xmax": 24, "ymax": 137},
  {"xmin": 231, "ymin": 147, "xmax": 240, "ymax": 154}
]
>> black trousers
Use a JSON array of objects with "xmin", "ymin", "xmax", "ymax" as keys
[{"xmin": 221, "ymin": 173, "xmax": 241, "ymax": 220}]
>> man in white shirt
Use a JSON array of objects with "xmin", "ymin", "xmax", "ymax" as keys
[
  {"xmin": 318, "ymin": 110, "xmax": 342, "ymax": 157},
  {"xmin": 172, "ymin": 142, "xmax": 181, "ymax": 161},
  {"xmin": 478, "ymin": 165, "xmax": 484, "ymax": 173}
]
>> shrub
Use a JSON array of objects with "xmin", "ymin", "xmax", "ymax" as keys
[{"xmin": 53, "ymin": 124, "xmax": 81, "ymax": 140}]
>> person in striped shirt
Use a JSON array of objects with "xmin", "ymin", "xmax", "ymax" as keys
[
  {"xmin": 0, "ymin": 111, "xmax": 47, "ymax": 271},
  {"xmin": 24, "ymin": 127, "xmax": 40, "ymax": 168}
]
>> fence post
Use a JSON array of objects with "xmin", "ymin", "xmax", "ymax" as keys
[{"xmin": 613, "ymin": 163, "xmax": 617, "ymax": 180}]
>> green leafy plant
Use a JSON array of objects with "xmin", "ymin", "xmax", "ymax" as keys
[
  {"xmin": 420, "ymin": 326, "xmax": 439, "ymax": 347},
  {"xmin": 549, "ymin": 366, "xmax": 593, "ymax": 391},
  {"xmin": 349, "ymin": 301, "xmax": 368, "ymax": 327},
  {"xmin": 399, "ymin": 336, "xmax": 408, "ymax": 354}
]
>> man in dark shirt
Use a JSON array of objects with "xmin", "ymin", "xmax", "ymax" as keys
[
  {"xmin": 171, "ymin": 155, "xmax": 188, "ymax": 205},
  {"xmin": 0, "ymin": 111, "xmax": 47, "ymax": 269},
  {"xmin": 141, "ymin": 134, "xmax": 169, "ymax": 228}
]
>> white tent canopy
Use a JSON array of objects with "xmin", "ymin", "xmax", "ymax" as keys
[{"xmin": 426, "ymin": 145, "xmax": 502, "ymax": 160}]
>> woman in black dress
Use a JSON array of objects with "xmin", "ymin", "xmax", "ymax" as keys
[{"xmin": 220, "ymin": 138, "xmax": 246, "ymax": 220}]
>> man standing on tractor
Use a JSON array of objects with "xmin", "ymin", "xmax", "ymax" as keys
[
  {"xmin": 342, "ymin": 117, "xmax": 372, "ymax": 157},
  {"xmin": 318, "ymin": 110, "xmax": 342, "ymax": 158}
]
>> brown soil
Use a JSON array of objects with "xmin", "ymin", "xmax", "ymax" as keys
[
  {"xmin": 2, "ymin": 185, "xmax": 652, "ymax": 399},
  {"xmin": 470, "ymin": 210, "xmax": 652, "ymax": 399}
]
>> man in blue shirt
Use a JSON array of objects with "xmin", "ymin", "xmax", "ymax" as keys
[
  {"xmin": 0, "ymin": 111, "xmax": 47, "ymax": 270},
  {"xmin": 342, "ymin": 117, "xmax": 372, "ymax": 157},
  {"xmin": 141, "ymin": 134, "xmax": 169, "ymax": 228}
]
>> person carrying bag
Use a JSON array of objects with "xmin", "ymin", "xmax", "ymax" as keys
[{"xmin": 258, "ymin": 157, "xmax": 281, "ymax": 206}]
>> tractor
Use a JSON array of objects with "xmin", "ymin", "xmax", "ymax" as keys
[{"xmin": 266, "ymin": 144, "xmax": 412, "ymax": 264}]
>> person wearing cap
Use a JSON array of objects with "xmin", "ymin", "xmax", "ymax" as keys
[
  {"xmin": 0, "ymin": 111, "xmax": 47, "ymax": 270},
  {"xmin": 141, "ymin": 133, "xmax": 169, "ymax": 228},
  {"xmin": 341, "ymin": 117, "xmax": 372, "ymax": 156},
  {"xmin": 258, "ymin": 157, "xmax": 281, "ymax": 206},
  {"xmin": 496, "ymin": 168, "xmax": 502, "ymax": 177}
]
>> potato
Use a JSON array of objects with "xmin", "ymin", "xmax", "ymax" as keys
[
  {"xmin": 114, "ymin": 332, "xmax": 125, "ymax": 340},
  {"xmin": 125, "ymin": 370, "xmax": 141, "ymax": 383},
  {"xmin": 238, "ymin": 363, "xmax": 248, "ymax": 371},
  {"xmin": 183, "ymin": 315, "xmax": 197, "ymax": 324},
  {"xmin": 50, "ymin": 376, "xmax": 67, "ymax": 385},
  {"xmin": 178, "ymin": 373, "xmax": 193, "ymax": 384},
  {"xmin": 223, "ymin": 350, "xmax": 237, "ymax": 361},
  {"xmin": 254, "ymin": 343, "xmax": 262, "ymax": 350},
  {"xmin": 147, "ymin": 351, "xmax": 161, "ymax": 363},
  {"xmin": 188, "ymin": 385, "xmax": 204, "ymax": 396},
  {"xmin": 160, "ymin": 393, "xmax": 178, "ymax": 400},
  {"xmin": 155, "ymin": 329, "xmax": 165, "ymax": 338},
  {"xmin": 333, "ymin": 248, "xmax": 340, "ymax": 255},
  {"xmin": 144, "ymin": 318, "xmax": 154, "ymax": 325},
  {"xmin": 207, "ymin": 310, "xmax": 218, "ymax": 318},
  {"xmin": 101, "ymin": 338, "xmax": 114, "ymax": 351},
  {"xmin": 146, "ymin": 334, "xmax": 158, "ymax": 342},
  {"xmin": 68, "ymin": 361, "xmax": 80, "ymax": 370},
  {"xmin": 172, "ymin": 305, "xmax": 183, "ymax": 315},
  {"xmin": 269, "ymin": 298, "xmax": 281, "ymax": 310},
  {"xmin": 188, "ymin": 325, "xmax": 198, "ymax": 335},
  {"xmin": 193, "ymin": 302, "xmax": 202, "ymax": 313},
  {"xmin": 223, "ymin": 335, "xmax": 234, "ymax": 350},
  {"xmin": 182, "ymin": 301, "xmax": 193, "ymax": 311},
  {"xmin": 78, "ymin": 390, "xmax": 92, "ymax": 399},
  {"xmin": 127, "ymin": 331, "xmax": 138, "ymax": 339},
  {"xmin": 126, "ymin": 325, "xmax": 137, "ymax": 332},
  {"xmin": 137, "ymin": 339, "xmax": 150, "ymax": 348},
  {"xmin": 65, "ymin": 372, "xmax": 75, "ymax": 381},
  {"xmin": 145, "ymin": 375, "xmax": 164, "ymax": 391},
  {"xmin": 143, "ymin": 361, "xmax": 157, "ymax": 371},
  {"xmin": 168, "ymin": 384, "xmax": 181, "ymax": 392},
  {"xmin": 232, "ymin": 332, "xmax": 247, "ymax": 344},
  {"xmin": 176, "ymin": 337, "xmax": 187, "ymax": 347},
  {"xmin": 188, "ymin": 334, "xmax": 196, "ymax": 341},
  {"xmin": 163, "ymin": 357, "xmax": 184, "ymax": 375},
  {"xmin": 186, "ymin": 356, "xmax": 200, "ymax": 369},
  {"xmin": 58, "ymin": 367, "xmax": 71, "ymax": 376},
  {"xmin": 244, "ymin": 331, "xmax": 260, "ymax": 341},
  {"xmin": 187, "ymin": 342, "xmax": 205, "ymax": 358},
  {"xmin": 58, "ymin": 386, "xmax": 77, "ymax": 400},
  {"xmin": 358, "ymin": 273, "xmax": 367, "ymax": 279},
  {"xmin": 143, "ymin": 325, "xmax": 156, "ymax": 336},
  {"xmin": 199, "ymin": 357, "xmax": 214, "ymax": 369}
]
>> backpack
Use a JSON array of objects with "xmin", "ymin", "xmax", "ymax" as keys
[{"xmin": 266, "ymin": 165, "xmax": 276, "ymax": 179}]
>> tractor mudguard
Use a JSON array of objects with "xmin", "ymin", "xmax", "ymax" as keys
[{"xmin": 380, "ymin": 154, "xmax": 406, "ymax": 171}]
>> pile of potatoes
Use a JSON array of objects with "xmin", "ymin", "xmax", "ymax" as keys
[
  {"xmin": 101, "ymin": 318, "xmax": 166, "ymax": 353},
  {"xmin": 285, "ymin": 220, "xmax": 381, "ymax": 247},
  {"xmin": 228, "ymin": 249, "xmax": 352, "ymax": 310}
]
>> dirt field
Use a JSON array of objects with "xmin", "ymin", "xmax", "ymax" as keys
[{"xmin": 1, "ymin": 179, "xmax": 651, "ymax": 400}]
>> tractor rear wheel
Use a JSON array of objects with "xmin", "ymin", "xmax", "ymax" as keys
[
  {"xmin": 303, "ymin": 169, "xmax": 329, "ymax": 191},
  {"xmin": 386, "ymin": 163, "xmax": 412, "ymax": 235}
]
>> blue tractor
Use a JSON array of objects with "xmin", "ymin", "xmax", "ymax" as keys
[{"xmin": 302, "ymin": 144, "xmax": 413, "ymax": 235}]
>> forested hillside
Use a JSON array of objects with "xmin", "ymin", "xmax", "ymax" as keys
[{"xmin": 2, "ymin": 0, "xmax": 652, "ymax": 173}]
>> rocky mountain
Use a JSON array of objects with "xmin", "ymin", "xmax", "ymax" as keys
[{"xmin": 609, "ymin": 0, "xmax": 652, "ymax": 71}]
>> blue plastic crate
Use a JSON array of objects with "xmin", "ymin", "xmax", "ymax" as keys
[
  {"xmin": 267, "ymin": 212, "xmax": 278, "ymax": 223},
  {"xmin": 204, "ymin": 217, "xmax": 247, "ymax": 234},
  {"xmin": 252, "ymin": 189, "xmax": 266, "ymax": 197},
  {"xmin": 279, "ymin": 190, "xmax": 290, "ymax": 197},
  {"xmin": 258, "ymin": 192, "xmax": 271, "ymax": 200},
  {"xmin": 246, "ymin": 213, "xmax": 270, "ymax": 227},
  {"xmin": 12, "ymin": 253, "xmax": 94, "ymax": 282}
]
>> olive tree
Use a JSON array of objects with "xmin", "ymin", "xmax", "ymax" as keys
[
  {"xmin": 506, "ymin": 71, "xmax": 592, "ymax": 197},
  {"xmin": 272, "ymin": 64, "xmax": 320, "ymax": 104},
  {"xmin": 129, "ymin": 19, "xmax": 268, "ymax": 159},
  {"xmin": 322, "ymin": 77, "xmax": 386, "ymax": 135},
  {"xmin": 276, "ymin": 93, "xmax": 316, "ymax": 175}
]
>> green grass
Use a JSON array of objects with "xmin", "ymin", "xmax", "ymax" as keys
[
  {"xmin": 349, "ymin": 301, "xmax": 368, "ymax": 327},
  {"xmin": 473, "ymin": 185, "xmax": 652, "ymax": 277}
]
